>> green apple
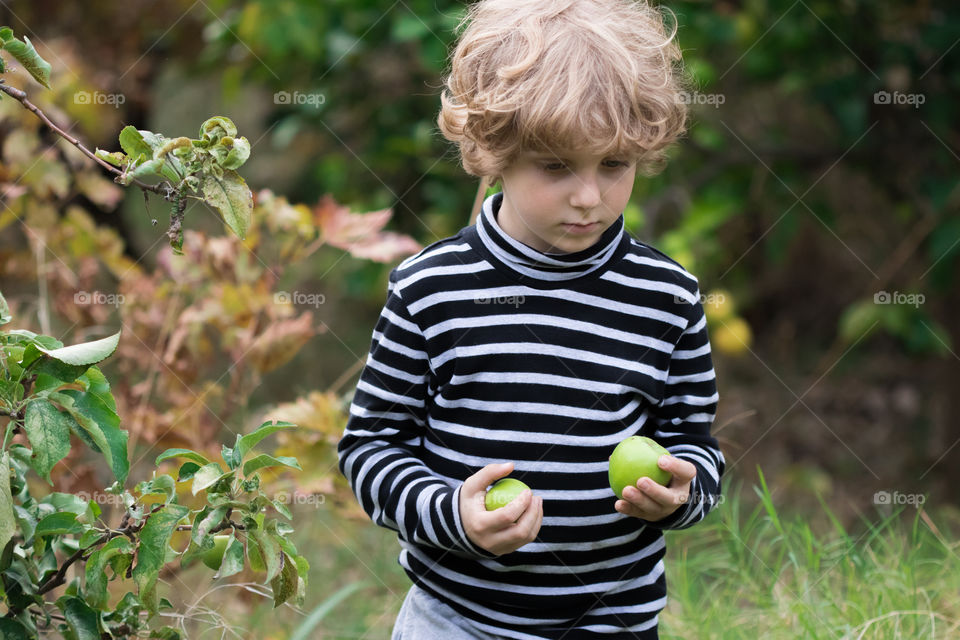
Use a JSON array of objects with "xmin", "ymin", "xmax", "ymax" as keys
[
  {"xmin": 201, "ymin": 534, "xmax": 231, "ymax": 570},
  {"xmin": 608, "ymin": 436, "xmax": 672, "ymax": 500},
  {"xmin": 484, "ymin": 478, "xmax": 530, "ymax": 511}
]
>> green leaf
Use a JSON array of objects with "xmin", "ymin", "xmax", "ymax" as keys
[
  {"xmin": 221, "ymin": 137, "xmax": 250, "ymax": 170},
  {"xmin": 252, "ymin": 527, "xmax": 282, "ymax": 582},
  {"xmin": 35, "ymin": 511, "xmax": 82, "ymax": 536},
  {"xmin": 0, "ymin": 618, "xmax": 31, "ymax": 640},
  {"xmin": 23, "ymin": 399, "xmax": 72, "ymax": 482},
  {"xmin": 222, "ymin": 444, "xmax": 241, "ymax": 470},
  {"xmin": 85, "ymin": 536, "xmax": 133, "ymax": 608},
  {"xmin": 94, "ymin": 148, "xmax": 126, "ymax": 167},
  {"xmin": 236, "ymin": 421, "xmax": 297, "ymax": 460},
  {"xmin": 242, "ymin": 454, "xmax": 302, "ymax": 476},
  {"xmin": 136, "ymin": 474, "xmax": 176, "ymax": 503},
  {"xmin": 155, "ymin": 448, "xmax": 211, "ymax": 468},
  {"xmin": 270, "ymin": 552, "xmax": 298, "ymax": 607},
  {"xmin": 58, "ymin": 594, "xmax": 101, "ymax": 639},
  {"xmin": 125, "ymin": 157, "xmax": 167, "ymax": 184},
  {"xmin": 177, "ymin": 461, "xmax": 201, "ymax": 481},
  {"xmin": 118, "ymin": 126, "xmax": 152, "ymax": 162},
  {"xmin": 191, "ymin": 463, "xmax": 230, "ymax": 495},
  {"xmin": 1, "ymin": 33, "xmax": 52, "ymax": 89},
  {"xmin": 201, "ymin": 169, "xmax": 252, "ymax": 240},
  {"xmin": 0, "ymin": 453, "xmax": 16, "ymax": 551},
  {"xmin": 0, "ymin": 291, "xmax": 10, "ymax": 325},
  {"xmin": 217, "ymin": 535, "xmax": 245, "ymax": 578},
  {"xmin": 191, "ymin": 505, "xmax": 228, "ymax": 548},
  {"xmin": 35, "ymin": 331, "xmax": 120, "ymax": 367},
  {"xmin": 199, "ymin": 116, "xmax": 238, "ymax": 141},
  {"xmin": 132, "ymin": 504, "xmax": 190, "ymax": 617},
  {"xmin": 149, "ymin": 626, "xmax": 182, "ymax": 639},
  {"xmin": 49, "ymin": 390, "xmax": 129, "ymax": 487}
]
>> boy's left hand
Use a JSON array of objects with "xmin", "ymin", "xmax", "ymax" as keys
[{"xmin": 615, "ymin": 455, "xmax": 697, "ymax": 522}]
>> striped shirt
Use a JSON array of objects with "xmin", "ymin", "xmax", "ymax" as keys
[{"xmin": 338, "ymin": 192, "xmax": 724, "ymax": 639}]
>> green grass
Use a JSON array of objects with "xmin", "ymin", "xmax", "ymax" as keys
[
  {"xmin": 661, "ymin": 469, "xmax": 960, "ymax": 639},
  {"xmin": 170, "ymin": 470, "xmax": 960, "ymax": 639}
]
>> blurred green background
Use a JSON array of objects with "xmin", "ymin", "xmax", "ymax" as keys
[{"xmin": 1, "ymin": 0, "xmax": 959, "ymax": 637}]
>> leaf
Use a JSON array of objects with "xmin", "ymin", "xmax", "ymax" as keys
[
  {"xmin": 1, "ymin": 32, "xmax": 52, "ymax": 89},
  {"xmin": 132, "ymin": 503, "xmax": 190, "ymax": 617},
  {"xmin": 289, "ymin": 581, "xmax": 368, "ymax": 640},
  {"xmin": 23, "ymin": 399, "xmax": 72, "ymax": 483},
  {"xmin": 199, "ymin": 116, "xmax": 238, "ymax": 141},
  {"xmin": 35, "ymin": 331, "xmax": 120, "ymax": 367},
  {"xmin": 201, "ymin": 169, "xmax": 253, "ymax": 239},
  {"xmin": 94, "ymin": 148, "xmax": 126, "ymax": 167},
  {"xmin": 35, "ymin": 511, "xmax": 82, "ymax": 536},
  {"xmin": 49, "ymin": 389, "xmax": 129, "ymax": 487},
  {"xmin": 270, "ymin": 552, "xmax": 298, "ymax": 607},
  {"xmin": 217, "ymin": 535, "xmax": 245, "ymax": 578},
  {"xmin": 0, "ymin": 453, "xmax": 16, "ymax": 551},
  {"xmin": 155, "ymin": 448, "xmax": 211, "ymax": 468},
  {"xmin": 191, "ymin": 463, "xmax": 231, "ymax": 496},
  {"xmin": 313, "ymin": 196, "xmax": 421, "ymax": 263},
  {"xmin": 0, "ymin": 290, "xmax": 10, "ymax": 325},
  {"xmin": 85, "ymin": 536, "xmax": 133, "ymax": 608},
  {"xmin": 222, "ymin": 136, "xmax": 250, "ymax": 170},
  {"xmin": 235, "ymin": 421, "xmax": 297, "ymax": 460},
  {"xmin": 242, "ymin": 454, "xmax": 302, "ymax": 476},
  {"xmin": 190, "ymin": 505, "xmax": 227, "ymax": 548},
  {"xmin": 252, "ymin": 527, "xmax": 283, "ymax": 583},
  {"xmin": 118, "ymin": 126, "xmax": 153, "ymax": 163},
  {"xmin": 246, "ymin": 312, "xmax": 316, "ymax": 374},
  {"xmin": 0, "ymin": 618, "xmax": 31, "ymax": 640}
]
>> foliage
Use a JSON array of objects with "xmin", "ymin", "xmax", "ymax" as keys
[
  {"xmin": 0, "ymin": 293, "xmax": 307, "ymax": 638},
  {"xmin": 1, "ymin": 25, "xmax": 255, "ymax": 255},
  {"xmin": 660, "ymin": 469, "xmax": 958, "ymax": 639}
]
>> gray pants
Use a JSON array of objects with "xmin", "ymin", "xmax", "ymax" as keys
[{"xmin": 391, "ymin": 585, "xmax": 499, "ymax": 639}]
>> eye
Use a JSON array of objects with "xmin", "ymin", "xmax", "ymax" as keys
[
  {"xmin": 603, "ymin": 159, "xmax": 629, "ymax": 169},
  {"xmin": 542, "ymin": 162, "xmax": 567, "ymax": 172}
]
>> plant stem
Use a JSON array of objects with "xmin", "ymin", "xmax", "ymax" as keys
[{"xmin": 0, "ymin": 80, "xmax": 172, "ymax": 199}]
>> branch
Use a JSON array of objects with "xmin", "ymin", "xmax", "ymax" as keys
[{"xmin": 0, "ymin": 79, "xmax": 173, "ymax": 199}]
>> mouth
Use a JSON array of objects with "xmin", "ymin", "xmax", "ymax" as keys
[{"xmin": 562, "ymin": 222, "xmax": 600, "ymax": 233}]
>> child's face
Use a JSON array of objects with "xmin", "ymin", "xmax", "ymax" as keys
[{"xmin": 496, "ymin": 149, "xmax": 637, "ymax": 254}]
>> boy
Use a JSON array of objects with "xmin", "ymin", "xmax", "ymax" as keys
[{"xmin": 337, "ymin": 0, "xmax": 724, "ymax": 637}]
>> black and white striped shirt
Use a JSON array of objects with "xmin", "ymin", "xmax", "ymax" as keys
[{"xmin": 338, "ymin": 192, "xmax": 724, "ymax": 639}]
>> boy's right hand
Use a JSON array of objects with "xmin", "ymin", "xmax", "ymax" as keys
[{"xmin": 459, "ymin": 462, "xmax": 543, "ymax": 556}]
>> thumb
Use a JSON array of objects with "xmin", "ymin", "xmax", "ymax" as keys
[{"xmin": 463, "ymin": 462, "xmax": 515, "ymax": 497}]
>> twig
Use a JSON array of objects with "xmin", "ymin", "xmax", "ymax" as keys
[{"xmin": 0, "ymin": 80, "xmax": 173, "ymax": 199}]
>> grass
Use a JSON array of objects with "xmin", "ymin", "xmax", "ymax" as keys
[
  {"xmin": 661, "ymin": 468, "xmax": 960, "ymax": 639},
  {"xmin": 170, "ymin": 469, "xmax": 960, "ymax": 639}
]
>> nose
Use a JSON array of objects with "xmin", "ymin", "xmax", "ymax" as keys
[{"xmin": 569, "ymin": 172, "xmax": 602, "ymax": 211}]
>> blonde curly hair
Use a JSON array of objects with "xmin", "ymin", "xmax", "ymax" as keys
[{"xmin": 438, "ymin": 0, "xmax": 690, "ymax": 181}]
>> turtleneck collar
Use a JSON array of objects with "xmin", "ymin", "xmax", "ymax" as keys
[{"xmin": 472, "ymin": 191, "xmax": 627, "ymax": 283}]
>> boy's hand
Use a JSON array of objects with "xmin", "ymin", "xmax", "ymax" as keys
[
  {"xmin": 460, "ymin": 462, "xmax": 543, "ymax": 556},
  {"xmin": 615, "ymin": 455, "xmax": 697, "ymax": 522}
]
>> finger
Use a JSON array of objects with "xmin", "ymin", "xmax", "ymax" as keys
[
  {"xmin": 488, "ymin": 488, "xmax": 533, "ymax": 527},
  {"xmin": 511, "ymin": 494, "xmax": 542, "ymax": 539},
  {"xmin": 632, "ymin": 477, "xmax": 673, "ymax": 509},
  {"xmin": 614, "ymin": 498, "xmax": 647, "ymax": 519},
  {"xmin": 622, "ymin": 484, "xmax": 665, "ymax": 511},
  {"xmin": 462, "ymin": 462, "xmax": 514, "ymax": 498},
  {"xmin": 660, "ymin": 455, "xmax": 696, "ymax": 484}
]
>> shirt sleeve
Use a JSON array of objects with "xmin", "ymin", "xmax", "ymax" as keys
[
  {"xmin": 644, "ymin": 288, "xmax": 725, "ymax": 530},
  {"xmin": 337, "ymin": 269, "xmax": 493, "ymax": 558}
]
